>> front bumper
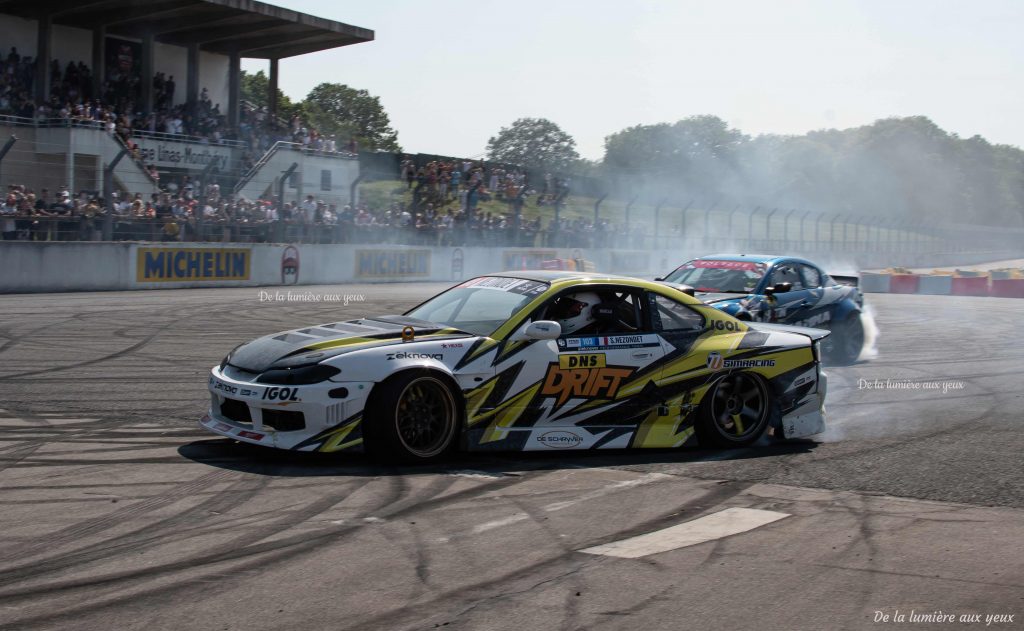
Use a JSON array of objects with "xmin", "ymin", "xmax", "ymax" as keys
[
  {"xmin": 200, "ymin": 365, "xmax": 372, "ymax": 451},
  {"xmin": 779, "ymin": 368, "xmax": 827, "ymax": 439}
]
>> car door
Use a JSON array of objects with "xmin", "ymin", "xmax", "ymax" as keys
[
  {"xmin": 764, "ymin": 261, "xmax": 810, "ymax": 324},
  {"xmin": 467, "ymin": 285, "xmax": 665, "ymax": 451},
  {"xmin": 790, "ymin": 263, "xmax": 834, "ymax": 329},
  {"xmin": 547, "ymin": 287, "xmax": 666, "ymax": 426},
  {"xmin": 633, "ymin": 291, "xmax": 709, "ymax": 448}
]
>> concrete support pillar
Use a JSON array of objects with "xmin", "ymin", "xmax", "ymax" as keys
[
  {"xmin": 35, "ymin": 13, "xmax": 52, "ymax": 104},
  {"xmin": 140, "ymin": 33, "xmax": 154, "ymax": 114},
  {"xmin": 65, "ymin": 131, "xmax": 75, "ymax": 195},
  {"xmin": 228, "ymin": 51, "xmax": 240, "ymax": 130},
  {"xmin": 186, "ymin": 43, "xmax": 199, "ymax": 105},
  {"xmin": 91, "ymin": 26, "xmax": 105, "ymax": 102},
  {"xmin": 268, "ymin": 58, "xmax": 279, "ymax": 122}
]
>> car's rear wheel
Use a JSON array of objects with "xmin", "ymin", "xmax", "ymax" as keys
[
  {"xmin": 696, "ymin": 372, "xmax": 772, "ymax": 448},
  {"xmin": 364, "ymin": 370, "xmax": 460, "ymax": 463},
  {"xmin": 824, "ymin": 314, "xmax": 864, "ymax": 366}
]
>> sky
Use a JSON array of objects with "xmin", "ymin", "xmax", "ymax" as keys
[{"xmin": 242, "ymin": 0, "xmax": 1024, "ymax": 160}]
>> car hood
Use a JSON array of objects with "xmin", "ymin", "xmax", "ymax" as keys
[{"xmin": 225, "ymin": 315, "xmax": 471, "ymax": 373}]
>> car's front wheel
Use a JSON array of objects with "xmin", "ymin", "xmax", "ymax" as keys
[
  {"xmin": 695, "ymin": 372, "xmax": 772, "ymax": 448},
  {"xmin": 364, "ymin": 370, "xmax": 461, "ymax": 463}
]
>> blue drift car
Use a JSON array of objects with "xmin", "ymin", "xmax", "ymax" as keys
[{"xmin": 659, "ymin": 254, "xmax": 865, "ymax": 364}]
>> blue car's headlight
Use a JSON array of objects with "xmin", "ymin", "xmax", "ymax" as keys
[{"xmin": 257, "ymin": 364, "xmax": 341, "ymax": 385}]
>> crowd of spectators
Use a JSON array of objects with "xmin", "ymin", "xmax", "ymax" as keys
[
  {"xmin": 1, "ymin": 45, "xmax": 352, "ymax": 159},
  {"xmin": 3, "ymin": 46, "xmax": 636, "ymax": 249},
  {"xmin": 1, "ymin": 180, "xmax": 643, "ymax": 249}
]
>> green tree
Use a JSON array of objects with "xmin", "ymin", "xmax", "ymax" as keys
[
  {"xmin": 603, "ymin": 115, "xmax": 746, "ymax": 195},
  {"xmin": 486, "ymin": 118, "xmax": 580, "ymax": 174},
  {"xmin": 239, "ymin": 70, "xmax": 299, "ymax": 120},
  {"xmin": 301, "ymin": 83, "xmax": 401, "ymax": 152}
]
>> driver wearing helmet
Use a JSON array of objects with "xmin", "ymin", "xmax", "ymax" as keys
[{"xmin": 545, "ymin": 292, "xmax": 603, "ymax": 335}]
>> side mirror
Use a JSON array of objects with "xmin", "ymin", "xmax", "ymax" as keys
[
  {"xmin": 514, "ymin": 320, "xmax": 562, "ymax": 341},
  {"xmin": 654, "ymin": 276, "xmax": 664, "ymax": 281}
]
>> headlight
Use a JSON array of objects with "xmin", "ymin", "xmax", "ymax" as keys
[
  {"xmin": 257, "ymin": 364, "xmax": 341, "ymax": 385},
  {"xmin": 220, "ymin": 343, "xmax": 247, "ymax": 369}
]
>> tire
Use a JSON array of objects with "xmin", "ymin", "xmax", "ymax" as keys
[
  {"xmin": 364, "ymin": 370, "xmax": 461, "ymax": 463},
  {"xmin": 695, "ymin": 372, "xmax": 772, "ymax": 448},
  {"xmin": 823, "ymin": 314, "xmax": 864, "ymax": 366}
]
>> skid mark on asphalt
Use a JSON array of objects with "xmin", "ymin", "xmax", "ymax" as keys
[
  {"xmin": 471, "ymin": 472, "xmax": 673, "ymax": 534},
  {"xmin": 0, "ymin": 468, "xmax": 539, "ymax": 628}
]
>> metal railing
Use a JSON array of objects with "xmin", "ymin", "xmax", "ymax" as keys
[
  {"xmin": 233, "ymin": 140, "xmax": 359, "ymax": 196},
  {"xmin": 0, "ymin": 213, "xmax": 988, "ymax": 257}
]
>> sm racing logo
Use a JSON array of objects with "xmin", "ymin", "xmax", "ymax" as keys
[{"xmin": 540, "ymin": 354, "xmax": 635, "ymax": 409}]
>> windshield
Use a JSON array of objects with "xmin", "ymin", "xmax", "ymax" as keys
[
  {"xmin": 405, "ymin": 276, "xmax": 550, "ymax": 336},
  {"xmin": 663, "ymin": 260, "xmax": 767, "ymax": 293}
]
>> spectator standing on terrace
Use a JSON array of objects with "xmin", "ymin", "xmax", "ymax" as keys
[
  {"xmin": 154, "ymin": 193, "xmax": 173, "ymax": 219},
  {"xmin": 404, "ymin": 160, "xmax": 416, "ymax": 189},
  {"xmin": 300, "ymin": 195, "xmax": 317, "ymax": 224},
  {"xmin": 449, "ymin": 168, "xmax": 461, "ymax": 200},
  {"xmin": 52, "ymin": 190, "xmax": 74, "ymax": 214},
  {"xmin": 1, "ymin": 193, "xmax": 17, "ymax": 240}
]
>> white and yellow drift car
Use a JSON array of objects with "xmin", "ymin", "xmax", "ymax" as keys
[{"xmin": 200, "ymin": 272, "xmax": 828, "ymax": 462}]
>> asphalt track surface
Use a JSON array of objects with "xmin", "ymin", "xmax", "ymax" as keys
[{"xmin": 0, "ymin": 285, "xmax": 1021, "ymax": 630}]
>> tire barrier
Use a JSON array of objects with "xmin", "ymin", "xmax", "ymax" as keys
[
  {"xmin": 990, "ymin": 279, "xmax": 1024, "ymax": 299},
  {"xmin": 917, "ymin": 275, "xmax": 953, "ymax": 295},
  {"xmin": 860, "ymin": 268, "xmax": 1024, "ymax": 299},
  {"xmin": 888, "ymin": 274, "xmax": 920, "ymax": 294},
  {"xmin": 859, "ymin": 272, "xmax": 892, "ymax": 293},
  {"xmin": 951, "ymin": 276, "xmax": 990, "ymax": 296}
]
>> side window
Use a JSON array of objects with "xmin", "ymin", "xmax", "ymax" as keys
[
  {"xmin": 770, "ymin": 264, "xmax": 804, "ymax": 291},
  {"xmin": 649, "ymin": 294, "xmax": 705, "ymax": 333},
  {"xmin": 800, "ymin": 265, "xmax": 822, "ymax": 288},
  {"xmin": 543, "ymin": 288, "xmax": 643, "ymax": 336}
]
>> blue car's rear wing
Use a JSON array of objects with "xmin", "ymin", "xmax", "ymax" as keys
[
  {"xmin": 830, "ymin": 274, "xmax": 859, "ymax": 288},
  {"xmin": 747, "ymin": 322, "xmax": 831, "ymax": 342}
]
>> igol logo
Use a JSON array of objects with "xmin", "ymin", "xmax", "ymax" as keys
[
  {"xmin": 536, "ymin": 431, "xmax": 583, "ymax": 449},
  {"xmin": 707, "ymin": 351, "xmax": 724, "ymax": 371}
]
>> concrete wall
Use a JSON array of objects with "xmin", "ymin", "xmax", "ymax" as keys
[
  {"xmin": 236, "ymin": 146, "xmax": 361, "ymax": 208},
  {"xmin": 199, "ymin": 51, "xmax": 229, "ymax": 112},
  {"xmin": 52, "ymin": 25, "xmax": 92, "ymax": 66},
  {"xmin": 0, "ymin": 15, "xmax": 38, "ymax": 57},
  {"xmin": 1, "ymin": 243, "xmax": 632, "ymax": 293},
  {"xmin": 4, "ymin": 242, "xmax": 1021, "ymax": 294},
  {"xmin": 154, "ymin": 43, "xmax": 188, "ymax": 108}
]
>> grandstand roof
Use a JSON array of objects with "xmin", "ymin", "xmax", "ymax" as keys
[{"xmin": 1, "ymin": 0, "xmax": 373, "ymax": 58}]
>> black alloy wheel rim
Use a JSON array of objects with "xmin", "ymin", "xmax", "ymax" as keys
[
  {"xmin": 710, "ymin": 372, "xmax": 768, "ymax": 441},
  {"xmin": 395, "ymin": 377, "xmax": 456, "ymax": 458}
]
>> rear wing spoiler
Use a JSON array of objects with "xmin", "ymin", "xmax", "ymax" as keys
[
  {"xmin": 830, "ymin": 274, "xmax": 859, "ymax": 288},
  {"xmin": 747, "ymin": 322, "xmax": 831, "ymax": 342}
]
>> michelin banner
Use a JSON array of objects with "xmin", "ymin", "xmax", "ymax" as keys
[
  {"xmin": 355, "ymin": 249, "xmax": 431, "ymax": 279},
  {"xmin": 136, "ymin": 247, "xmax": 251, "ymax": 282}
]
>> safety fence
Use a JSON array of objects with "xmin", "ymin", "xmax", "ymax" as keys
[{"xmin": 3, "ymin": 214, "xmax": 1020, "ymax": 264}]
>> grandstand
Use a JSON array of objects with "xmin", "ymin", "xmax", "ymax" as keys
[{"xmin": 0, "ymin": 0, "xmax": 373, "ymax": 208}]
